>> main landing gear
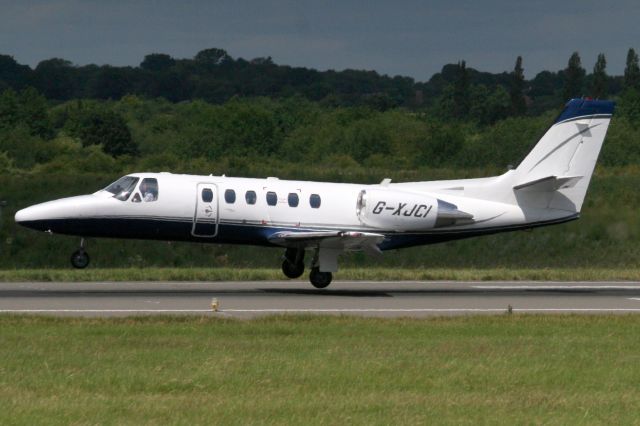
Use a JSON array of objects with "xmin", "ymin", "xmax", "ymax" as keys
[
  {"xmin": 282, "ymin": 247, "xmax": 305, "ymax": 278},
  {"xmin": 309, "ymin": 267, "xmax": 332, "ymax": 289},
  {"xmin": 70, "ymin": 238, "xmax": 90, "ymax": 269},
  {"xmin": 281, "ymin": 247, "xmax": 334, "ymax": 288}
]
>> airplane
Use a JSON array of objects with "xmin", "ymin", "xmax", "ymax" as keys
[{"xmin": 15, "ymin": 98, "xmax": 614, "ymax": 288}]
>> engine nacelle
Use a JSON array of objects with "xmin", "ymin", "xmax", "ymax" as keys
[
  {"xmin": 356, "ymin": 189, "xmax": 473, "ymax": 231},
  {"xmin": 356, "ymin": 189, "xmax": 438, "ymax": 231}
]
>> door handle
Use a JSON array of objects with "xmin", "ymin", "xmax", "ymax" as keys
[{"xmin": 204, "ymin": 205, "xmax": 213, "ymax": 216}]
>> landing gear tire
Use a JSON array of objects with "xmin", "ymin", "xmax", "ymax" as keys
[
  {"xmin": 309, "ymin": 267, "xmax": 332, "ymax": 289},
  {"xmin": 70, "ymin": 249, "xmax": 90, "ymax": 269},
  {"xmin": 282, "ymin": 248, "xmax": 305, "ymax": 279},
  {"xmin": 282, "ymin": 259, "xmax": 305, "ymax": 279}
]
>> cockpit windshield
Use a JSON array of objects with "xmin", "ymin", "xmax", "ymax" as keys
[{"xmin": 104, "ymin": 176, "xmax": 139, "ymax": 201}]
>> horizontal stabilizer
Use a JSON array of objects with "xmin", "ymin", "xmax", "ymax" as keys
[
  {"xmin": 513, "ymin": 175, "xmax": 582, "ymax": 192},
  {"xmin": 434, "ymin": 199, "xmax": 474, "ymax": 227}
]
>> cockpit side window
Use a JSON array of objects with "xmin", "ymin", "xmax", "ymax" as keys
[
  {"xmin": 139, "ymin": 178, "xmax": 159, "ymax": 202},
  {"xmin": 105, "ymin": 176, "xmax": 139, "ymax": 201}
]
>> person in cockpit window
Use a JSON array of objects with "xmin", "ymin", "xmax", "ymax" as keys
[{"xmin": 140, "ymin": 179, "xmax": 158, "ymax": 202}]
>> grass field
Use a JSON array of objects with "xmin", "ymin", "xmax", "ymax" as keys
[
  {"xmin": 1, "ymin": 267, "xmax": 640, "ymax": 282},
  {"xmin": 1, "ymin": 315, "xmax": 640, "ymax": 424}
]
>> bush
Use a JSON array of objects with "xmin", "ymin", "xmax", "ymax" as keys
[{"xmin": 64, "ymin": 105, "xmax": 138, "ymax": 157}]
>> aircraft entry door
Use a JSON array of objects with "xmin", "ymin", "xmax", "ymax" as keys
[{"xmin": 192, "ymin": 183, "xmax": 219, "ymax": 237}]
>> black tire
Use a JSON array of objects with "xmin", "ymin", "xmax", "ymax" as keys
[
  {"xmin": 282, "ymin": 259, "xmax": 305, "ymax": 279},
  {"xmin": 309, "ymin": 267, "xmax": 332, "ymax": 289},
  {"xmin": 70, "ymin": 250, "xmax": 90, "ymax": 269}
]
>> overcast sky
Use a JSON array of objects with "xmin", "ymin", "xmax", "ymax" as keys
[{"xmin": 1, "ymin": 0, "xmax": 639, "ymax": 81}]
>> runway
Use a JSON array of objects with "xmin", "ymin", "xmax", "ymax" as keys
[{"xmin": 2, "ymin": 280, "xmax": 640, "ymax": 318}]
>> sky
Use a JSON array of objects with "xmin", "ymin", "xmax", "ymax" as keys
[{"xmin": 1, "ymin": 0, "xmax": 639, "ymax": 81}]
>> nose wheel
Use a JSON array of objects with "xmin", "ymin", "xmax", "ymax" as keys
[
  {"xmin": 71, "ymin": 249, "xmax": 90, "ymax": 269},
  {"xmin": 70, "ymin": 238, "xmax": 90, "ymax": 269}
]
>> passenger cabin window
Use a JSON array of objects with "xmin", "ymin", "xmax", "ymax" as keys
[
  {"xmin": 266, "ymin": 191, "xmax": 277, "ymax": 206},
  {"xmin": 310, "ymin": 194, "xmax": 321, "ymax": 208},
  {"xmin": 202, "ymin": 188, "xmax": 213, "ymax": 203},
  {"xmin": 288, "ymin": 193, "xmax": 299, "ymax": 207},
  {"xmin": 245, "ymin": 190, "xmax": 257, "ymax": 205},
  {"xmin": 224, "ymin": 189, "xmax": 236, "ymax": 204},
  {"xmin": 105, "ymin": 176, "xmax": 139, "ymax": 201}
]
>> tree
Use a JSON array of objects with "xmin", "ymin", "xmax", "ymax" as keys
[
  {"xmin": 452, "ymin": 60, "xmax": 470, "ymax": 118},
  {"xmin": 624, "ymin": 48, "xmax": 640, "ymax": 90},
  {"xmin": 591, "ymin": 53, "xmax": 608, "ymax": 99},
  {"xmin": 510, "ymin": 56, "xmax": 526, "ymax": 115},
  {"xmin": 141, "ymin": 70, "xmax": 192, "ymax": 102},
  {"xmin": 471, "ymin": 85, "xmax": 511, "ymax": 125},
  {"xmin": 562, "ymin": 52, "xmax": 585, "ymax": 101},
  {"xmin": 140, "ymin": 53, "xmax": 176, "ymax": 71},
  {"xmin": 618, "ymin": 88, "xmax": 640, "ymax": 126},
  {"xmin": 89, "ymin": 66, "xmax": 134, "ymax": 100},
  {"xmin": 421, "ymin": 122, "xmax": 464, "ymax": 166},
  {"xmin": 0, "ymin": 89, "xmax": 19, "ymax": 129},
  {"xmin": 34, "ymin": 58, "xmax": 76, "ymax": 100},
  {"xmin": 0, "ymin": 54, "xmax": 32, "ymax": 90},
  {"xmin": 0, "ymin": 87, "xmax": 53, "ymax": 138},
  {"xmin": 17, "ymin": 87, "xmax": 53, "ymax": 139},
  {"xmin": 66, "ymin": 107, "xmax": 138, "ymax": 156},
  {"xmin": 194, "ymin": 48, "xmax": 231, "ymax": 66},
  {"xmin": 0, "ymin": 151, "xmax": 13, "ymax": 173},
  {"xmin": 621, "ymin": 49, "xmax": 640, "ymax": 125}
]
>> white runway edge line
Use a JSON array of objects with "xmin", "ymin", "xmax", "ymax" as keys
[
  {"xmin": 220, "ymin": 308, "xmax": 640, "ymax": 313},
  {"xmin": 472, "ymin": 286, "xmax": 640, "ymax": 290},
  {"xmin": 0, "ymin": 309, "xmax": 213, "ymax": 313},
  {"xmin": 4, "ymin": 308, "xmax": 640, "ymax": 314}
]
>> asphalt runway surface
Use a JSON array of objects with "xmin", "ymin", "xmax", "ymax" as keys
[{"xmin": 2, "ymin": 281, "xmax": 640, "ymax": 318}]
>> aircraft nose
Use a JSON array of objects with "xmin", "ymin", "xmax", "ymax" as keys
[
  {"xmin": 15, "ymin": 206, "xmax": 33, "ymax": 223},
  {"xmin": 15, "ymin": 205, "xmax": 51, "ymax": 231},
  {"xmin": 15, "ymin": 195, "xmax": 93, "ymax": 232}
]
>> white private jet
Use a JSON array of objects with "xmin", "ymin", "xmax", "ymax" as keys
[{"xmin": 15, "ymin": 98, "xmax": 614, "ymax": 288}]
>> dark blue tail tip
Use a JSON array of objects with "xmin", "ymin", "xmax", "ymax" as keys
[{"xmin": 555, "ymin": 98, "xmax": 615, "ymax": 124}]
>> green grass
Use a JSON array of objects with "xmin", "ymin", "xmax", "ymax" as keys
[
  {"xmin": 1, "ymin": 315, "xmax": 640, "ymax": 424},
  {"xmin": 0, "ymin": 267, "xmax": 639, "ymax": 282}
]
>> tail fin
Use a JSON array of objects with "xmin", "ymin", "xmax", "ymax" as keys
[{"xmin": 513, "ymin": 98, "xmax": 614, "ymax": 212}]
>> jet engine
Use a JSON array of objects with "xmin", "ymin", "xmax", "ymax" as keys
[{"xmin": 356, "ymin": 189, "xmax": 473, "ymax": 231}]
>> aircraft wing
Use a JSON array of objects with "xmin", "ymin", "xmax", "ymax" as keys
[{"xmin": 268, "ymin": 230, "xmax": 385, "ymax": 254}]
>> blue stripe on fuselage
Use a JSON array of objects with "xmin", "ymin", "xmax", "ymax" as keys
[{"xmin": 17, "ymin": 213, "xmax": 579, "ymax": 251}]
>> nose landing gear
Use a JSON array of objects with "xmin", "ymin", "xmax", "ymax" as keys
[{"xmin": 70, "ymin": 238, "xmax": 90, "ymax": 269}]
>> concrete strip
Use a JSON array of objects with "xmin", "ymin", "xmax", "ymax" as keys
[{"xmin": 2, "ymin": 280, "xmax": 640, "ymax": 317}]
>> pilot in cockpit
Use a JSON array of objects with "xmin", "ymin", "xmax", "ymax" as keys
[{"xmin": 140, "ymin": 179, "xmax": 158, "ymax": 202}]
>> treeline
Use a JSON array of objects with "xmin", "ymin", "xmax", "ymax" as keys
[
  {"xmin": 1, "ymin": 47, "xmax": 640, "ymax": 179},
  {"xmin": 2, "ymin": 47, "xmax": 640, "ymax": 116},
  {"xmin": 1, "ymin": 92, "xmax": 640, "ymax": 181}
]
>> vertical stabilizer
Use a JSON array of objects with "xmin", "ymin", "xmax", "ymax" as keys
[{"xmin": 513, "ymin": 99, "xmax": 614, "ymax": 212}]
